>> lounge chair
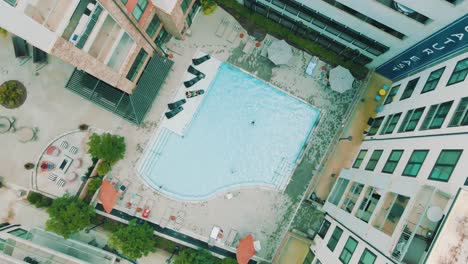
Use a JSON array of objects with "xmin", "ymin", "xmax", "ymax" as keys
[
  {"xmin": 48, "ymin": 173, "xmax": 58, "ymax": 182},
  {"xmin": 187, "ymin": 65, "xmax": 205, "ymax": 78},
  {"xmin": 215, "ymin": 17, "xmax": 229, "ymax": 38},
  {"xmin": 165, "ymin": 106, "xmax": 183, "ymax": 119},
  {"xmin": 60, "ymin": 141, "xmax": 69, "ymax": 149},
  {"xmin": 192, "ymin": 54, "xmax": 211, "ymax": 66},
  {"xmin": 56, "ymin": 178, "xmax": 66, "ymax": 187},
  {"xmin": 168, "ymin": 99, "xmax": 186, "ymax": 110},
  {"xmin": 69, "ymin": 146, "xmax": 78, "ymax": 154},
  {"xmin": 186, "ymin": 90, "xmax": 205, "ymax": 98},
  {"xmin": 183, "ymin": 76, "xmax": 202, "ymax": 88}
]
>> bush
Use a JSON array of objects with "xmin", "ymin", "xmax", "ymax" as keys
[
  {"xmin": 108, "ymin": 219, "xmax": 157, "ymax": 259},
  {"xmin": 27, "ymin": 192, "xmax": 53, "ymax": 208},
  {"xmin": 156, "ymin": 237, "xmax": 178, "ymax": 252},
  {"xmin": 87, "ymin": 133, "xmax": 126, "ymax": 165},
  {"xmin": 103, "ymin": 219, "xmax": 125, "ymax": 232},
  {"xmin": 96, "ymin": 161, "xmax": 111, "ymax": 176},
  {"xmin": 201, "ymin": 0, "xmax": 217, "ymax": 15},
  {"xmin": 87, "ymin": 178, "xmax": 103, "ymax": 193},
  {"xmin": 0, "ymin": 81, "xmax": 25, "ymax": 108}
]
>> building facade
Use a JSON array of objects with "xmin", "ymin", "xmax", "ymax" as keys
[
  {"xmin": 242, "ymin": 0, "xmax": 467, "ymax": 67},
  {"xmin": 307, "ymin": 51, "xmax": 468, "ymax": 263}
]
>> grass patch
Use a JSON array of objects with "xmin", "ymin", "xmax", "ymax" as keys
[{"xmin": 215, "ymin": 0, "xmax": 369, "ymax": 79}]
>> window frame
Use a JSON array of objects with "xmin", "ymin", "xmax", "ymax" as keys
[
  {"xmin": 353, "ymin": 150, "xmax": 368, "ymax": 169},
  {"xmin": 339, "ymin": 236, "xmax": 358, "ymax": 264},
  {"xmin": 447, "ymin": 58, "xmax": 468, "ymax": 86},
  {"xmin": 327, "ymin": 226, "xmax": 343, "ymax": 252},
  {"xmin": 365, "ymin": 150, "xmax": 383, "ymax": 171},
  {"xmin": 421, "ymin": 67, "xmax": 445, "ymax": 93},
  {"xmin": 400, "ymin": 78, "xmax": 419, "ymax": 100},
  {"xmin": 398, "ymin": 107, "xmax": 425, "ymax": 132},
  {"xmin": 145, "ymin": 15, "xmax": 161, "ymax": 38},
  {"xmin": 384, "ymin": 85, "xmax": 400, "ymax": 105},
  {"xmin": 448, "ymin": 97, "xmax": 468, "ymax": 127},
  {"xmin": 126, "ymin": 48, "xmax": 148, "ymax": 82},
  {"xmin": 428, "ymin": 150, "xmax": 463, "ymax": 182},
  {"xmin": 402, "ymin": 150, "xmax": 429, "ymax": 177},
  {"xmin": 358, "ymin": 249, "xmax": 377, "ymax": 264},
  {"xmin": 368, "ymin": 117, "xmax": 384, "ymax": 136},
  {"xmin": 317, "ymin": 219, "xmax": 331, "ymax": 239},
  {"xmin": 382, "ymin": 150, "xmax": 404, "ymax": 174},
  {"xmin": 420, "ymin": 101, "xmax": 453, "ymax": 130},
  {"xmin": 380, "ymin": 113, "xmax": 402, "ymax": 134},
  {"xmin": 132, "ymin": 0, "xmax": 148, "ymax": 21}
]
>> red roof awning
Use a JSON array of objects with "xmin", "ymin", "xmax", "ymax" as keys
[
  {"xmin": 237, "ymin": 234, "xmax": 256, "ymax": 264},
  {"xmin": 98, "ymin": 179, "xmax": 119, "ymax": 213}
]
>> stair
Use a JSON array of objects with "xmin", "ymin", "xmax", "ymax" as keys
[{"xmin": 139, "ymin": 128, "xmax": 173, "ymax": 176}]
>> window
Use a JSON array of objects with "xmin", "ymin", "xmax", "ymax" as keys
[
  {"xmin": 328, "ymin": 178, "xmax": 350, "ymax": 205},
  {"xmin": 399, "ymin": 107, "xmax": 425, "ymax": 132},
  {"xmin": 355, "ymin": 187, "xmax": 381, "ymax": 223},
  {"xmin": 315, "ymin": 260, "xmax": 322, "ymax": 264},
  {"xmin": 8, "ymin": 228, "xmax": 31, "ymax": 239},
  {"xmin": 382, "ymin": 150, "xmax": 403, "ymax": 173},
  {"xmin": 155, "ymin": 28, "xmax": 170, "ymax": 46},
  {"xmin": 449, "ymin": 97, "xmax": 468, "ymax": 127},
  {"xmin": 402, "ymin": 150, "xmax": 429, "ymax": 177},
  {"xmin": 368, "ymin": 117, "xmax": 384, "ymax": 136},
  {"xmin": 421, "ymin": 67, "xmax": 445, "ymax": 93},
  {"xmin": 384, "ymin": 85, "xmax": 400, "ymax": 105},
  {"xmin": 327, "ymin": 226, "xmax": 343, "ymax": 251},
  {"xmin": 353, "ymin": 150, "xmax": 368, "ymax": 168},
  {"xmin": 180, "ymin": 0, "xmax": 192, "ymax": 13},
  {"xmin": 365, "ymin": 150, "xmax": 383, "ymax": 171},
  {"xmin": 428, "ymin": 150, "xmax": 463, "ymax": 182},
  {"xmin": 339, "ymin": 237, "xmax": 358, "ymax": 264},
  {"xmin": 359, "ymin": 249, "xmax": 377, "ymax": 264},
  {"xmin": 146, "ymin": 15, "xmax": 160, "ymax": 37},
  {"xmin": 126, "ymin": 49, "xmax": 148, "ymax": 81},
  {"xmin": 400, "ymin": 78, "xmax": 419, "ymax": 100},
  {"xmin": 372, "ymin": 193, "xmax": 409, "ymax": 235},
  {"xmin": 303, "ymin": 250, "xmax": 315, "ymax": 264},
  {"xmin": 318, "ymin": 219, "xmax": 331, "ymax": 238},
  {"xmin": 132, "ymin": 0, "xmax": 148, "ymax": 21},
  {"xmin": 447, "ymin": 58, "xmax": 468, "ymax": 85},
  {"xmin": 420, "ymin": 101, "xmax": 453, "ymax": 130},
  {"xmin": 121, "ymin": 0, "xmax": 128, "ymax": 4},
  {"xmin": 380, "ymin": 113, "xmax": 401, "ymax": 134},
  {"xmin": 341, "ymin": 182, "xmax": 364, "ymax": 213}
]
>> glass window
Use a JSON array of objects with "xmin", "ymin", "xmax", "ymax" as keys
[
  {"xmin": 146, "ymin": 15, "xmax": 160, "ymax": 38},
  {"xmin": 380, "ymin": 113, "xmax": 401, "ymax": 134},
  {"xmin": 341, "ymin": 182, "xmax": 364, "ymax": 213},
  {"xmin": 132, "ymin": 0, "xmax": 148, "ymax": 21},
  {"xmin": 447, "ymin": 58, "xmax": 468, "ymax": 86},
  {"xmin": 382, "ymin": 150, "xmax": 403, "ymax": 174},
  {"xmin": 329, "ymin": 178, "xmax": 350, "ymax": 206},
  {"xmin": 400, "ymin": 78, "xmax": 419, "ymax": 100},
  {"xmin": 353, "ymin": 150, "xmax": 368, "ymax": 169},
  {"xmin": 421, "ymin": 67, "xmax": 445, "ymax": 93},
  {"xmin": 318, "ymin": 219, "xmax": 331, "ymax": 238},
  {"xmin": 402, "ymin": 150, "xmax": 428, "ymax": 177},
  {"xmin": 126, "ymin": 49, "xmax": 148, "ymax": 81},
  {"xmin": 339, "ymin": 237, "xmax": 358, "ymax": 264},
  {"xmin": 303, "ymin": 250, "xmax": 315, "ymax": 264},
  {"xmin": 180, "ymin": 0, "xmax": 192, "ymax": 13},
  {"xmin": 448, "ymin": 97, "xmax": 468, "ymax": 127},
  {"xmin": 384, "ymin": 85, "xmax": 399, "ymax": 105},
  {"xmin": 121, "ymin": 0, "xmax": 128, "ymax": 4},
  {"xmin": 368, "ymin": 117, "xmax": 384, "ymax": 136},
  {"xmin": 399, "ymin": 107, "xmax": 425, "ymax": 132},
  {"xmin": 372, "ymin": 193, "xmax": 409, "ymax": 235},
  {"xmin": 316, "ymin": 260, "xmax": 322, "ymax": 264},
  {"xmin": 365, "ymin": 150, "xmax": 383, "ymax": 171},
  {"xmin": 420, "ymin": 101, "xmax": 453, "ymax": 130},
  {"xmin": 428, "ymin": 150, "xmax": 463, "ymax": 182},
  {"xmin": 355, "ymin": 187, "xmax": 381, "ymax": 223},
  {"xmin": 327, "ymin": 226, "xmax": 343, "ymax": 251},
  {"xmin": 359, "ymin": 249, "xmax": 377, "ymax": 264}
]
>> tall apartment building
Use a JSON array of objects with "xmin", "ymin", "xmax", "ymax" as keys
[
  {"xmin": 306, "ymin": 51, "xmax": 468, "ymax": 263},
  {"xmin": 0, "ymin": 0, "xmax": 199, "ymax": 124},
  {"xmin": 242, "ymin": 0, "xmax": 467, "ymax": 67}
]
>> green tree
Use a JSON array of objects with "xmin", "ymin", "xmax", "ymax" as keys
[
  {"xmin": 0, "ymin": 81, "xmax": 24, "ymax": 107},
  {"xmin": 174, "ymin": 248, "xmax": 218, "ymax": 264},
  {"xmin": 220, "ymin": 257, "xmax": 237, "ymax": 264},
  {"xmin": 87, "ymin": 133, "xmax": 126, "ymax": 164},
  {"xmin": 45, "ymin": 195, "xmax": 95, "ymax": 238},
  {"xmin": 108, "ymin": 219, "xmax": 157, "ymax": 260},
  {"xmin": 96, "ymin": 161, "xmax": 111, "ymax": 176},
  {"xmin": 87, "ymin": 177, "xmax": 103, "ymax": 193}
]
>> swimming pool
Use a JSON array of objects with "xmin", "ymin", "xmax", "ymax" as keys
[{"xmin": 138, "ymin": 63, "xmax": 320, "ymax": 200}]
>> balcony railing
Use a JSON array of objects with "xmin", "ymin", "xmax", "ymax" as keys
[{"xmin": 3, "ymin": 0, "xmax": 16, "ymax": 7}]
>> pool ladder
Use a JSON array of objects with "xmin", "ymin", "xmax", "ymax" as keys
[
  {"xmin": 140, "ymin": 128, "xmax": 173, "ymax": 175},
  {"xmin": 273, "ymin": 158, "xmax": 294, "ymax": 190}
]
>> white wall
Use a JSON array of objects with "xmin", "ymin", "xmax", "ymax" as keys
[{"xmin": 152, "ymin": 0, "xmax": 177, "ymax": 13}]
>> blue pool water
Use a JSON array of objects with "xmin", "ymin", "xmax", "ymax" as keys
[{"xmin": 138, "ymin": 63, "xmax": 320, "ymax": 200}]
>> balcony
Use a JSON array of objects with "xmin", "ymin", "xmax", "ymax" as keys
[
  {"xmin": 391, "ymin": 186, "xmax": 451, "ymax": 263},
  {"xmin": 23, "ymin": 0, "xmax": 79, "ymax": 33}
]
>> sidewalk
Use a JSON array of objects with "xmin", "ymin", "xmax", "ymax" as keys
[{"xmin": 310, "ymin": 73, "xmax": 391, "ymax": 200}]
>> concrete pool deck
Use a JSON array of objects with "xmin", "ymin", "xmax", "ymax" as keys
[{"xmin": 0, "ymin": 6, "xmax": 366, "ymax": 262}]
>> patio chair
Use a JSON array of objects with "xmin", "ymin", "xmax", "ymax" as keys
[
  {"xmin": 12, "ymin": 36, "xmax": 30, "ymax": 65},
  {"xmin": 168, "ymin": 99, "xmax": 186, "ymax": 110},
  {"xmin": 165, "ymin": 106, "xmax": 183, "ymax": 119},
  {"xmin": 183, "ymin": 76, "xmax": 202, "ymax": 88},
  {"xmin": 187, "ymin": 65, "xmax": 205, "ymax": 78},
  {"xmin": 192, "ymin": 54, "xmax": 211, "ymax": 66},
  {"xmin": 227, "ymin": 24, "xmax": 241, "ymax": 43},
  {"xmin": 69, "ymin": 146, "xmax": 78, "ymax": 154},
  {"xmin": 56, "ymin": 178, "xmax": 66, "ymax": 187},
  {"xmin": 215, "ymin": 17, "xmax": 229, "ymax": 38},
  {"xmin": 60, "ymin": 141, "xmax": 69, "ymax": 149},
  {"xmin": 48, "ymin": 173, "xmax": 58, "ymax": 182}
]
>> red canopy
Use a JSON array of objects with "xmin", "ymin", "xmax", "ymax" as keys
[
  {"xmin": 236, "ymin": 234, "xmax": 256, "ymax": 264},
  {"xmin": 98, "ymin": 179, "xmax": 119, "ymax": 213}
]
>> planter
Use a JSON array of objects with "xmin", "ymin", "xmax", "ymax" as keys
[{"xmin": 0, "ymin": 80, "xmax": 27, "ymax": 109}]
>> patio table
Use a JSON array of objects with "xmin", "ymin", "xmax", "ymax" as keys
[
  {"xmin": 17, "ymin": 127, "xmax": 34, "ymax": 142},
  {"xmin": 0, "ymin": 116, "xmax": 11, "ymax": 133}
]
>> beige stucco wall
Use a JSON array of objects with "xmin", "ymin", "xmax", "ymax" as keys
[{"xmin": 154, "ymin": 0, "xmax": 196, "ymax": 39}]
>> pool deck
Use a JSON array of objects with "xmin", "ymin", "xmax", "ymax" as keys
[{"xmin": 0, "ymin": 6, "xmax": 366, "ymax": 262}]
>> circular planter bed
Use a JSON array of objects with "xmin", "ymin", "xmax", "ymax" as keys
[{"xmin": 0, "ymin": 80, "xmax": 27, "ymax": 109}]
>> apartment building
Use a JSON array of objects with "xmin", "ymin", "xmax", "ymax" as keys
[
  {"xmin": 241, "ymin": 0, "xmax": 467, "ymax": 67},
  {"xmin": 0, "ymin": 224, "xmax": 130, "ymax": 264},
  {"xmin": 306, "ymin": 51, "xmax": 468, "ymax": 263},
  {"xmin": 0, "ymin": 0, "xmax": 199, "ymax": 124}
]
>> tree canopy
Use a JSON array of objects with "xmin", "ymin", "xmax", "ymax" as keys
[
  {"xmin": 108, "ymin": 219, "xmax": 157, "ymax": 260},
  {"xmin": 87, "ymin": 133, "xmax": 126, "ymax": 164},
  {"xmin": 174, "ymin": 248, "xmax": 237, "ymax": 264},
  {"xmin": 45, "ymin": 195, "xmax": 95, "ymax": 238}
]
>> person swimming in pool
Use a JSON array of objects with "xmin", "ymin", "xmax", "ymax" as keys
[{"xmin": 251, "ymin": 121, "xmax": 255, "ymax": 126}]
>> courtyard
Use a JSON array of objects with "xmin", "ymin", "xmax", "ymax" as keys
[{"xmin": 0, "ymin": 7, "xmax": 366, "ymax": 262}]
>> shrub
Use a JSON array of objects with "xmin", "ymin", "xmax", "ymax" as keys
[
  {"xmin": 27, "ymin": 192, "xmax": 42, "ymax": 205},
  {"xmin": 156, "ymin": 237, "xmax": 178, "ymax": 252},
  {"xmin": 103, "ymin": 219, "xmax": 125, "ymax": 232},
  {"xmin": 201, "ymin": 0, "xmax": 217, "ymax": 15},
  {"xmin": 96, "ymin": 161, "xmax": 111, "ymax": 176},
  {"xmin": 108, "ymin": 219, "xmax": 157, "ymax": 259},
  {"xmin": 27, "ymin": 192, "xmax": 54, "ymax": 208},
  {"xmin": 0, "ymin": 27, "xmax": 7, "ymax": 37},
  {"xmin": 39, "ymin": 196, "xmax": 53, "ymax": 207},
  {"xmin": 87, "ymin": 177, "xmax": 103, "ymax": 193},
  {"xmin": 87, "ymin": 133, "xmax": 126, "ymax": 165},
  {"xmin": 0, "ymin": 81, "xmax": 25, "ymax": 107}
]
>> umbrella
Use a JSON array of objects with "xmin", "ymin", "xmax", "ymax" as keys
[
  {"xmin": 267, "ymin": 40, "xmax": 292, "ymax": 65},
  {"xmin": 236, "ymin": 234, "xmax": 256, "ymax": 264},
  {"xmin": 329, "ymin": 66, "xmax": 354, "ymax": 93}
]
